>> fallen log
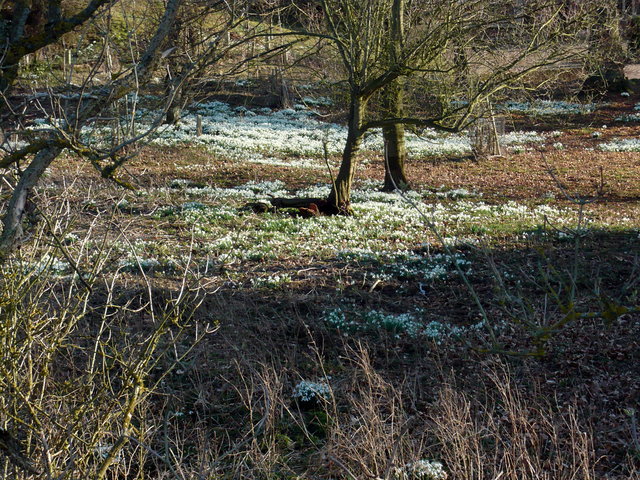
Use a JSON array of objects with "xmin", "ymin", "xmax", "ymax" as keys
[
  {"xmin": 269, "ymin": 197, "xmax": 339, "ymax": 215},
  {"xmin": 244, "ymin": 197, "xmax": 340, "ymax": 216}
]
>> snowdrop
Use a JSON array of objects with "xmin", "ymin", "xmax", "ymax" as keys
[
  {"xmin": 393, "ymin": 459, "xmax": 448, "ymax": 480},
  {"xmin": 168, "ymin": 180, "xmax": 574, "ymax": 262},
  {"xmin": 292, "ymin": 380, "xmax": 331, "ymax": 402},
  {"xmin": 250, "ymin": 273, "xmax": 292, "ymax": 288},
  {"xmin": 323, "ymin": 307, "xmax": 482, "ymax": 343},
  {"xmin": 599, "ymin": 138, "xmax": 640, "ymax": 152},
  {"xmin": 500, "ymin": 100, "xmax": 596, "ymax": 116},
  {"xmin": 56, "ymin": 99, "xmax": 555, "ymax": 166},
  {"xmin": 26, "ymin": 254, "xmax": 70, "ymax": 276}
]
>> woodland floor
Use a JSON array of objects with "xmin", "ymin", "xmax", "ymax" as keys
[{"xmin": 9, "ymin": 85, "xmax": 640, "ymax": 478}]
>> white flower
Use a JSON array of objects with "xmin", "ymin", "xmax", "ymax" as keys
[
  {"xmin": 394, "ymin": 459, "xmax": 448, "ymax": 480},
  {"xmin": 292, "ymin": 380, "xmax": 330, "ymax": 402},
  {"xmin": 599, "ymin": 138, "xmax": 640, "ymax": 152},
  {"xmin": 500, "ymin": 100, "xmax": 595, "ymax": 116},
  {"xmin": 249, "ymin": 273, "xmax": 292, "ymax": 288}
]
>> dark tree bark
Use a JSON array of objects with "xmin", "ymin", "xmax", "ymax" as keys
[
  {"xmin": 326, "ymin": 95, "xmax": 367, "ymax": 214},
  {"xmin": 382, "ymin": 78, "xmax": 409, "ymax": 191},
  {"xmin": 382, "ymin": 0, "xmax": 408, "ymax": 192},
  {"xmin": 0, "ymin": 0, "xmax": 113, "ymax": 93},
  {"xmin": 0, "ymin": 145, "xmax": 62, "ymax": 254}
]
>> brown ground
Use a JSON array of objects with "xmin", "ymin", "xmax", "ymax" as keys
[{"xmin": 26, "ymin": 88, "xmax": 640, "ymax": 479}]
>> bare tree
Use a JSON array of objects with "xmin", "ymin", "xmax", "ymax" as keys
[
  {"xmin": 0, "ymin": 0, "xmax": 282, "ymax": 258},
  {"xmin": 277, "ymin": 0, "xmax": 598, "ymax": 214},
  {"xmin": 161, "ymin": 0, "xmax": 249, "ymax": 125},
  {"xmin": 0, "ymin": 0, "xmax": 187, "ymax": 257}
]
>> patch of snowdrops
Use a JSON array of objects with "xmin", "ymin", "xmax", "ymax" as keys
[
  {"xmin": 598, "ymin": 137, "xmax": 640, "ymax": 152},
  {"xmin": 392, "ymin": 460, "xmax": 448, "ymax": 480},
  {"xmin": 100, "ymin": 179, "xmax": 576, "ymax": 274},
  {"xmin": 249, "ymin": 273, "xmax": 292, "ymax": 289},
  {"xmin": 323, "ymin": 307, "xmax": 485, "ymax": 343},
  {"xmin": 23, "ymin": 253, "xmax": 71, "ymax": 276},
  {"xmin": 615, "ymin": 103, "xmax": 640, "ymax": 122},
  {"xmin": 336, "ymin": 250, "xmax": 471, "ymax": 283},
  {"xmin": 50, "ymin": 99, "xmax": 556, "ymax": 167},
  {"xmin": 292, "ymin": 380, "xmax": 331, "ymax": 403},
  {"xmin": 140, "ymin": 180, "xmax": 575, "ymax": 265},
  {"xmin": 500, "ymin": 100, "xmax": 596, "ymax": 116}
]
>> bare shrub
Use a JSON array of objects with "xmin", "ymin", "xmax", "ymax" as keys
[
  {"xmin": 324, "ymin": 343, "xmax": 429, "ymax": 480},
  {"xmin": 433, "ymin": 362, "xmax": 595, "ymax": 480},
  {"xmin": 0, "ymin": 214, "xmax": 207, "ymax": 479}
]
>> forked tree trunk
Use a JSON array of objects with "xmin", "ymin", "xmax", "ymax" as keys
[
  {"xmin": 382, "ymin": 79, "xmax": 408, "ymax": 191},
  {"xmin": 327, "ymin": 96, "xmax": 367, "ymax": 214}
]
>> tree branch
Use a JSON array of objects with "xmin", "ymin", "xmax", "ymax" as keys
[
  {"xmin": 10, "ymin": 0, "xmax": 113, "ymax": 57},
  {"xmin": 0, "ymin": 140, "xmax": 51, "ymax": 169}
]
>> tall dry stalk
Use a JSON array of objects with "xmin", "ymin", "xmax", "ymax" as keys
[
  {"xmin": 433, "ymin": 362, "xmax": 595, "ymax": 480},
  {"xmin": 325, "ymin": 343, "xmax": 424, "ymax": 480}
]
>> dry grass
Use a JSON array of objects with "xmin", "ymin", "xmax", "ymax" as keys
[
  {"xmin": 2, "ymin": 66, "xmax": 640, "ymax": 480},
  {"xmin": 434, "ymin": 363, "xmax": 595, "ymax": 480},
  {"xmin": 324, "ymin": 344, "xmax": 421, "ymax": 480}
]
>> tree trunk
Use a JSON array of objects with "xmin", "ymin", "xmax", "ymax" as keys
[
  {"xmin": 382, "ymin": 0, "xmax": 408, "ymax": 192},
  {"xmin": 165, "ymin": 102, "xmax": 183, "ymax": 125},
  {"xmin": 0, "ymin": 2, "xmax": 29, "ymax": 93},
  {"xmin": 382, "ymin": 79, "xmax": 408, "ymax": 191},
  {"xmin": 383, "ymin": 124, "xmax": 408, "ymax": 191},
  {"xmin": 327, "ymin": 96, "xmax": 366, "ymax": 214},
  {"xmin": 164, "ymin": 73, "xmax": 184, "ymax": 125},
  {"xmin": 0, "ymin": 145, "xmax": 62, "ymax": 258}
]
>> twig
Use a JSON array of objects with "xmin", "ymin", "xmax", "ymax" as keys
[
  {"xmin": 34, "ymin": 203, "xmax": 92, "ymax": 292},
  {"xmin": 327, "ymin": 454, "xmax": 359, "ymax": 480},
  {"xmin": 384, "ymin": 144, "xmax": 499, "ymax": 347}
]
